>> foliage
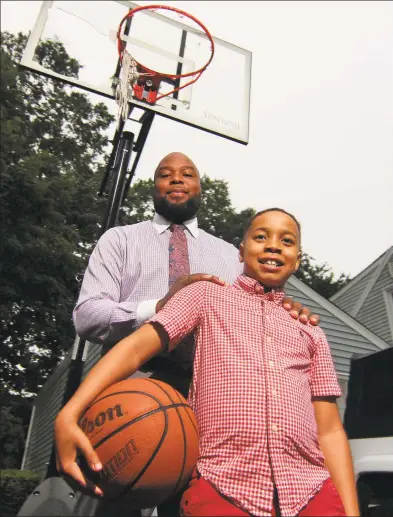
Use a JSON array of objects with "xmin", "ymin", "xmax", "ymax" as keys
[
  {"xmin": 0, "ymin": 469, "xmax": 40, "ymax": 517},
  {"xmin": 0, "ymin": 393, "xmax": 33, "ymax": 469},
  {"xmin": 295, "ymin": 254, "xmax": 351, "ymax": 299},
  {"xmin": 197, "ymin": 177, "xmax": 256, "ymax": 249},
  {"xmin": 0, "ymin": 31, "xmax": 114, "ymax": 396},
  {"xmin": 0, "ymin": 407, "xmax": 25, "ymax": 469},
  {"xmin": 119, "ymin": 178, "xmax": 155, "ymax": 225}
]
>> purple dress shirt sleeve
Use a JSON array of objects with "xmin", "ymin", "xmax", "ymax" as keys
[{"xmin": 73, "ymin": 228, "xmax": 139, "ymax": 346}]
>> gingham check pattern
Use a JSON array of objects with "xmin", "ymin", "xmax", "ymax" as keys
[
  {"xmin": 73, "ymin": 218, "xmax": 241, "ymax": 349},
  {"xmin": 149, "ymin": 275, "xmax": 342, "ymax": 517}
]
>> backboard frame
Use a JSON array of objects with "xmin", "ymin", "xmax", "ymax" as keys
[{"xmin": 19, "ymin": 0, "xmax": 252, "ymax": 144}]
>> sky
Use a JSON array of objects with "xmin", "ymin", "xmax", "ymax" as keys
[{"xmin": 2, "ymin": 0, "xmax": 392, "ymax": 279}]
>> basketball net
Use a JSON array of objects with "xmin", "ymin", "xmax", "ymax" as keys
[
  {"xmin": 115, "ymin": 51, "xmax": 139, "ymax": 128},
  {"xmin": 115, "ymin": 50, "xmax": 158, "ymax": 128}
]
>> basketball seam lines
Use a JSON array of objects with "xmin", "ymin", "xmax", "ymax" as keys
[
  {"xmin": 172, "ymin": 388, "xmax": 198, "ymax": 435},
  {"xmin": 92, "ymin": 399, "xmax": 187, "ymax": 502},
  {"xmin": 83, "ymin": 386, "xmax": 197, "ymax": 436},
  {"xmin": 92, "ymin": 401, "xmax": 187, "ymax": 450},
  {"xmin": 103, "ymin": 401, "xmax": 170, "ymax": 502},
  {"xmin": 83, "ymin": 382, "xmax": 196, "ymax": 505},
  {"xmin": 146, "ymin": 379, "xmax": 188, "ymax": 496},
  {"xmin": 111, "ymin": 418, "xmax": 169, "ymax": 501},
  {"xmin": 83, "ymin": 389, "xmax": 163, "ymax": 412}
]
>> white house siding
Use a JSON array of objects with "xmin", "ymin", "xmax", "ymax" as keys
[{"xmin": 356, "ymin": 260, "xmax": 393, "ymax": 345}]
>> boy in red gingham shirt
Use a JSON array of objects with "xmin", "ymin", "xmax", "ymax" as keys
[{"xmin": 55, "ymin": 208, "xmax": 359, "ymax": 516}]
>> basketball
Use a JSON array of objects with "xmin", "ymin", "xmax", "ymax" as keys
[{"xmin": 78, "ymin": 378, "xmax": 199, "ymax": 509}]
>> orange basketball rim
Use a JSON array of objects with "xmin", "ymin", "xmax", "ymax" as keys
[{"xmin": 116, "ymin": 4, "xmax": 215, "ymax": 104}]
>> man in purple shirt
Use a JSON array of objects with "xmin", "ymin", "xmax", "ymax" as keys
[{"xmin": 72, "ymin": 151, "xmax": 319, "ymax": 516}]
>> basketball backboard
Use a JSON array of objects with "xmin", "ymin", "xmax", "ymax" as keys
[{"xmin": 20, "ymin": 1, "xmax": 252, "ymax": 144}]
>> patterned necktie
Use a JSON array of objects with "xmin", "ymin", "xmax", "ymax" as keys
[
  {"xmin": 168, "ymin": 224, "xmax": 190, "ymax": 287},
  {"xmin": 167, "ymin": 224, "xmax": 194, "ymax": 375}
]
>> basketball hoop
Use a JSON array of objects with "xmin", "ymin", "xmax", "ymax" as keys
[{"xmin": 115, "ymin": 4, "xmax": 215, "ymax": 120}]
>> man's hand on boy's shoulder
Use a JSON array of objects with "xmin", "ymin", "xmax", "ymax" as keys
[
  {"xmin": 156, "ymin": 274, "xmax": 320, "ymax": 326},
  {"xmin": 283, "ymin": 297, "xmax": 320, "ymax": 326},
  {"xmin": 156, "ymin": 273, "xmax": 228, "ymax": 313}
]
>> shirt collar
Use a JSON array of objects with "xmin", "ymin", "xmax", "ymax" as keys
[
  {"xmin": 233, "ymin": 274, "xmax": 285, "ymax": 304},
  {"xmin": 152, "ymin": 212, "xmax": 199, "ymax": 238}
]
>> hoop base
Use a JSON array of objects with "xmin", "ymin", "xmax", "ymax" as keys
[
  {"xmin": 132, "ymin": 72, "xmax": 161, "ymax": 105},
  {"xmin": 132, "ymin": 84, "xmax": 158, "ymax": 104}
]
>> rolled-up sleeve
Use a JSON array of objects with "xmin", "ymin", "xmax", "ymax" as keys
[
  {"xmin": 148, "ymin": 281, "xmax": 207, "ymax": 351},
  {"xmin": 309, "ymin": 327, "xmax": 342, "ymax": 398}
]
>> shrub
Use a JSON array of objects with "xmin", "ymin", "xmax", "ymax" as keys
[{"xmin": 0, "ymin": 469, "xmax": 40, "ymax": 517}]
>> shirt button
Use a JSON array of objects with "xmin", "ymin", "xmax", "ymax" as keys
[
  {"xmin": 266, "ymin": 336, "xmax": 272, "ymax": 344},
  {"xmin": 272, "ymin": 389, "xmax": 277, "ymax": 396},
  {"xmin": 268, "ymin": 360, "xmax": 275, "ymax": 367},
  {"xmin": 272, "ymin": 423, "xmax": 278, "ymax": 432}
]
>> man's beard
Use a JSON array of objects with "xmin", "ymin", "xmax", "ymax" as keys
[{"xmin": 153, "ymin": 193, "xmax": 202, "ymax": 224}]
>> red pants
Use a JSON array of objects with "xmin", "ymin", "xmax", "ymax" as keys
[{"xmin": 180, "ymin": 470, "xmax": 345, "ymax": 516}]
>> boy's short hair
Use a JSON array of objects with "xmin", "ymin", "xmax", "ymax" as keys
[{"xmin": 243, "ymin": 208, "xmax": 302, "ymax": 245}]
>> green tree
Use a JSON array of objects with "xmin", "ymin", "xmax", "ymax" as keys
[
  {"xmin": 1, "ymin": 32, "xmax": 114, "ymax": 396},
  {"xmin": 0, "ymin": 408, "xmax": 25, "ymax": 469},
  {"xmin": 0, "ymin": 394, "xmax": 32, "ymax": 469},
  {"xmin": 295, "ymin": 254, "xmax": 350, "ymax": 299}
]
